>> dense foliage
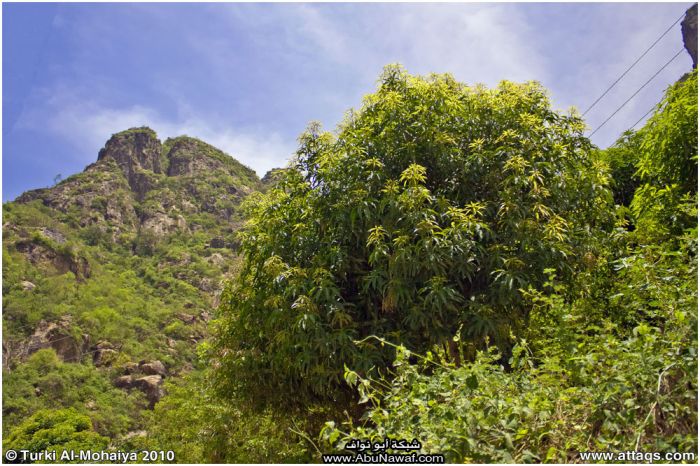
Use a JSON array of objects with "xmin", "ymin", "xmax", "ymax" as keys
[
  {"xmin": 140, "ymin": 370, "xmax": 312, "ymax": 463},
  {"xmin": 3, "ymin": 408, "xmax": 110, "ymax": 459},
  {"xmin": 595, "ymin": 130, "xmax": 642, "ymax": 208},
  {"xmin": 215, "ymin": 65, "xmax": 614, "ymax": 403},
  {"xmin": 3, "ymin": 349, "xmax": 144, "ymax": 441},
  {"xmin": 323, "ymin": 236, "xmax": 697, "ymax": 462},
  {"xmin": 632, "ymin": 70, "xmax": 698, "ymax": 242},
  {"xmin": 319, "ymin": 69, "xmax": 698, "ymax": 462},
  {"xmin": 600, "ymin": 70, "xmax": 698, "ymax": 242}
]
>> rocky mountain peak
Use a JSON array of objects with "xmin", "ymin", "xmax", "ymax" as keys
[
  {"xmin": 95, "ymin": 129, "xmax": 258, "ymax": 184},
  {"xmin": 96, "ymin": 127, "xmax": 164, "ymax": 199},
  {"xmin": 14, "ymin": 128, "xmax": 262, "ymax": 239},
  {"xmin": 98, "ymin": 127, "xmax": 163, "ymax": 174}
]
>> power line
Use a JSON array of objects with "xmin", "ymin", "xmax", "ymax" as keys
[
  {"xmin": 582, "ymin": 11, "xmax": 686, "ymax": 117},
  {"xmin": 630, "ymin": 100, "xmax": 661, "ymax": 130},
  {"xmin": 588, "ymin": 48, "xmax": 685, "ymax": 138}
]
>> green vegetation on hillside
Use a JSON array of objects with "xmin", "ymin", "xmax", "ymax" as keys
[
  {"xmin": 4, "ymin": 408, "xmax": 110, "ymax": 458},
  {"xmin": 2, "ymin": 130, "xmax": 258, "ymax": 457}
]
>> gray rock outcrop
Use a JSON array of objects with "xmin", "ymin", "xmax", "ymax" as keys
[
  {"xmin": 682, "ymin": 4, "xmax": 698, "ymax": 68},
  {"xmin": 112, "ymin": 359, "xmax": 168, "ymax": 407},
  {"xmin": 97, "ymin": 127, "xmax": 164, "ymax": 198},
  {"xmin": 25, "ymin": 316, "xmax": 90, "ymax": 363}
]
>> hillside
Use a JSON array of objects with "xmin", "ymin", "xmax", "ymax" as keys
[{"xmin": 2, "ymin": 127, "xmax": 263, "ymax": 444}]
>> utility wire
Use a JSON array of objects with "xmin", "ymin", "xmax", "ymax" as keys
[
  {"xmin": 630, "ymin": 101, "xmax": 661, "ymax": 130},
  {"xmin": 588, "ymin": 48, "xmax": 685, "ymax": 138},
  {"xmin": 582, "ymin": 11, "xmax": 686, "ymax": 117}
]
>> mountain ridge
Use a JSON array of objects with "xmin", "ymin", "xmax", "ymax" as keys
[
  {"xmin": 14, "ymin": 127, "xmax": 265, "ymax": 238},
  {"xmin": 2, "ymin": 128, "xmax": 268, "ymax": 443}
]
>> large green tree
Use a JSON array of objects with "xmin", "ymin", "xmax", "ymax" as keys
[{"xmin": 214, "ymin": 66, "xmax": 613, "ymax": 402}]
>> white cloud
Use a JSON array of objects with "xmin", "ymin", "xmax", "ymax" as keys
[
  {"xmin": 17, "ymin": 91, "xmax": 295, "ymax": 177},
  {"xmin": 8, "ymin": 3, "xmax": 560, "ymax": 181},
  {"xmin": 382, "ymin": 4, "xmax": 548, "ymax": 85},
  {"xmin": 291, "ymin": 4, "xmax": 349, "ymax": 60},
  {"xmin": 209, "ymin": 3, "xmax": 549, "ymax": 106}
]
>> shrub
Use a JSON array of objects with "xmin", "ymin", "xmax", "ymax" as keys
[
  {"xmin": 324, "ymin": 236, "xmax": 697, "ymax": 462},
  {"xmin": 631, "ymin": 70, "xmax": 697, "ymax": 242},
  {"xmin": 3, "ymin": 408, "xmax": 110, "ymax": 459}
]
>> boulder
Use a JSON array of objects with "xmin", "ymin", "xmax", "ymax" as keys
[
  {"xmin": 176, "ymin": 312, "xmax": 196, "ymax": 325},
  {"xmin": 209, "ymin": 237, "xmax": 226, "ymax": 249},
  {"xmin": 206, "ymin": 252, "xmax": 225, "ymax": 266},
  {"xmin": 92, "ymin": 341, "xmax": 118, "ymax": 367},
  {"xmin": 93, "ymin": 348, "xmax": 118, "ymax": 367},
  {"xmin": 139, "ymin": 360, "xmax": 167, "ymax": 377},
  {"xmin": 133, "ymin": 375, "xmax": 164, "ymax": 406},
  {"xmin": 199, "ymin": 277, "xmax": 216, "ymax": 292},
  {"xmin": 114, "ymin": 375, "xmax": 134, "ymax": 389},
  {"xmin": 113, "ymin": 374, "xmax": 165, "ymax": 407},
  {"xmin": 39, "ymin": 228, "xmax": 66, "ymax": 244},
  {"xmin": 122, "ymin": 362, "xmax": 140, "ymax": 374},
  {"xmin": 122, "ymin": 430, "xmax": 147, "ymax": 440},
  {"xmin": 20, "ymin": 281, "xmax": 36, "ymax": 291}
]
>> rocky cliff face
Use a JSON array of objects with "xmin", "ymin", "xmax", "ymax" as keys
[
  {"xmin": 166, "ymin": 136, "xmax": 244, "ymax": 177},
  {"xmin": 682, "ymin": 4, "xmax": 698, "ymax": 69},
  {"xmin": 97, "ymin": 127, "xmax": 164, "ymax": 197}
]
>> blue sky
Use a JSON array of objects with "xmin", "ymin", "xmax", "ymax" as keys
[{"xmin": 3, "ymin": 2, "xmax": 695, "ymax": 200}]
